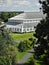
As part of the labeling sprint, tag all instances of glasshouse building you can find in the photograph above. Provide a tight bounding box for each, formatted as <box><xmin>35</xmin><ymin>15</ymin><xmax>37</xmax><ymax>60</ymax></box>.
<box><xmin>6</xmin><ymin>12</ymin><xmax>45</xmax><ymax>33</ymax></box>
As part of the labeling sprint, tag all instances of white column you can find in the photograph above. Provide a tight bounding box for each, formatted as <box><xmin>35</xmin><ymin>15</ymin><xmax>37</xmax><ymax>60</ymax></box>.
<box><xmin>21</xmin><ymin>25</ymin><xmax>23</xmax><ymax>33</ymax></box>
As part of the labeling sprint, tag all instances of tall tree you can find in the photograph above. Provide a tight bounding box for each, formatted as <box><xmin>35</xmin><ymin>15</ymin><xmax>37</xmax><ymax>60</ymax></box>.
<box><xmin>0</xmin><ymin>23</ymin><xmax>18</xmax><ymax>65</ymax></box>
<box><xmin>34</xmin><ymin>0</ymin><xmax>49</xmax><ymax>64</ymax></box>
<box><xmin>0</xmin><ymin>12</ymin><xmax>24</xmax><ymax>22</ymax></box>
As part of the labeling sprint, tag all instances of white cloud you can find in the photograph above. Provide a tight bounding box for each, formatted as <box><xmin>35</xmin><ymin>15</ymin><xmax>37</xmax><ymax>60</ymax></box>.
<box><xmin>0</xmin><ymin>0</ymin><xmax>30</xmax><ymax>7</ymax></box>
<box><xmin>17</xmin><ymin>1</ymin><xmax>30</xmax><ymax>5</ymax></box>
<box><xmin>11</xmin><ymin>0</ymin><xmax>31</xmax><ymax>7</ymax></box>
<box><xmin>36</xmin><ymin>3</ymin><xmax>40</xmax><ymax>6</ymax></box>
<box><xmin>0</xmin><ymin>0</ymin><xmax>40</xmax><ymax>11</ymax></box>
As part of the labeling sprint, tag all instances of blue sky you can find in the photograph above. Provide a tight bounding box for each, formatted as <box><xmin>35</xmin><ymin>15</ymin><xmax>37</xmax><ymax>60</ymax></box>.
<box><xmin>0</xmin><ymin>0</ymin><xmax>41</xmax><ymax>12</ymax></box>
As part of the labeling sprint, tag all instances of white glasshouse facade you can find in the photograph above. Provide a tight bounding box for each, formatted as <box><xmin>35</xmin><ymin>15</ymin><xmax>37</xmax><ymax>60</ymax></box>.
<box><xmin>6</xmin><ymin>12</ymin><xmax>45</xmax><ymax>33</ymax></box>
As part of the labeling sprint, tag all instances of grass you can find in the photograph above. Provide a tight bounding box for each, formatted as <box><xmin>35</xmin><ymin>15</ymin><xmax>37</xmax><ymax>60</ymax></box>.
<box><xmin>10</xmin><ymin>32</ymin><xmax>34</xmax><ymax>41</ymax></box>
<box><xmin>18</xmin><ymin>49</ymin><xmax>30</xmax><ymax>60</ymax></box>
<box><xmin>9</xmin><ymin>32</ymin><xmax>35</xmax><ymax>61</ymax></box>
<box><xmin>25</xmin><ymin>54</ymin><xmax>44</xmax><ymax>65</ymax></box>
<box><xmin>25</xmin><ymin>54</ymin><xmax>33</xmax><ymax>64</ymax></box>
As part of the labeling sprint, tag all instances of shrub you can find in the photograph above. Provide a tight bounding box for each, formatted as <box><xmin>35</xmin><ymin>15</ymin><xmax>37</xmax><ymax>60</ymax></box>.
<box><xmin>0</xmin><ymin>44</ymin><xmax>18</xmax><ymax>65</ymax></box>
<box><xmin>28</xmin><ymin>58</ymin><xmax>35</xmax><ymax>65</ymax></box>
<box><xmin>0</xmin><ymin>56</ymin><xmax>12</xmax><ymax>65</ymax></box>
<box><xmin>18</xmin><ymin>41</ymin><xmax>25</xmax><ymax>52</ymax></box>
<box><xmin>5</xmin><ymin>45</ymin><xmax>18</xmax><ymax>64</ymax></box>
<box><xmin>18</xmin><ymin>40</ymin><xmax>32</xmax><ymax>52</ymax></box>
<box><xmin>29</xmin><ymin>38</ymin><xmax>33</xmax><ymax>41</ymax></box>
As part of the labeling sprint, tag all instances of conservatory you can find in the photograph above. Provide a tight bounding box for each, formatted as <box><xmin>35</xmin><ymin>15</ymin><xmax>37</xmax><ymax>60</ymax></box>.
<box><xmin>6</xmin><ymin>12</ymin><xmax>45</xmax><ymax>33</ymax></box>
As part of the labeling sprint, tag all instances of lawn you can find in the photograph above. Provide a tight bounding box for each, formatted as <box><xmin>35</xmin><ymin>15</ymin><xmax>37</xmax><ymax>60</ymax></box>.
<box><xmin>9</xmin><ymin>32</ymin><xmax>35</xmax><ymax>61</ymax></box>
<box><xmin>10</xmin><ymin>32</ymin><xmax>34</xmax><ymax>41</ymax></box>
<box><xmin>18</xmin><ymin>49</ymin><xmax>30</xmax><ymax>60</ymax></box>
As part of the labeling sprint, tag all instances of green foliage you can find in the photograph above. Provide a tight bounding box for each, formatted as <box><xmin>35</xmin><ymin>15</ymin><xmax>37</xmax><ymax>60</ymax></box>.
<box><xmin>0</xmin><ymin>25</ymin><xmax>18</xmax><ymax>65</ymax></box>
<box><xmin>34</xmin><ymin>46</ymin><xmax>44</xmax><ymax>59</ymax></box>
<box><xmin>25</xmin><ymin>55</ymin><xmax>35</xmax><ymax>65</ymax></box>
<box><xmin>28</xmin><ymin>58</ymin><xmax>35</xmax><ymax>65</ymax></box>
<box><xmin>0</xmin><ymin>12</ymin><xmax>23</xmax><ymax>22</ymax></box>
<box><xmin>0</xmin><ymin>44</ymin><xmax>18</xmax><ymax>65</ymax></box>
<box><xmin>18</xmin><ymin>40</ymin><xmax>32</xmax><ymax>52</ymax></box>
<box><xmin>34</xmin><ymin>0</ymin><xmax>49</xmax><ymax>65</ymax></box>
<box><xmin>18</xmin><ymin>41</ymin><xmax>26</xmax><ymax>52</ymax></box>
<box><xmin>29</xmin><ymin>38</ymin><xmax>33</xmax><ymax>41</ymax></box>
<box><xmin>5</xmin><ymin>45</ymin><xmax>18</xmax><ymax>64</ymax></box>
<box><xmin>23</xmin><ymin>40</ymin><xmax>31</xmax><ymax>48</ymax></box>
<box><xmin>0</xmin><ymin>56</ymin><xmax>12</xmax><ymax>65</ymax></box>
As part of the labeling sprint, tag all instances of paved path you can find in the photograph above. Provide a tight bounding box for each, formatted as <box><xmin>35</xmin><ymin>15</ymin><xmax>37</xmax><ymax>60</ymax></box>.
<box><xmin>17</xmin><ymin>49</ymin><xmax>34</xmax><ymax>65</ymax></box>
